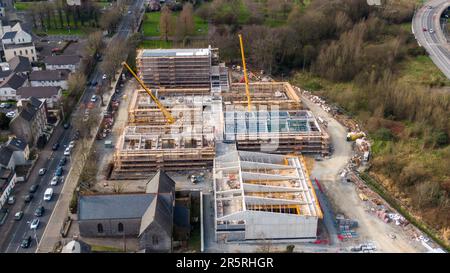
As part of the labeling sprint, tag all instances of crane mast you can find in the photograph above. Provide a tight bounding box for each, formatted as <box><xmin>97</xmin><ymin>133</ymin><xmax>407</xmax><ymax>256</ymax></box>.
<box><xmin>238</xmin><ymin>34</ymin><xmax>252</xmax><ymax>112</ymax></box>
<box><xmin>122</xmin><ymin>62</ymin><xmax>175</xmax><ymax>124</ymax></box>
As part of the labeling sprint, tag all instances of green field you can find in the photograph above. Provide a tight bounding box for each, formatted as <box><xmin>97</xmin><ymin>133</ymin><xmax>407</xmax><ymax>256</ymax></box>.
<box><xmin>14</xmin><ymin>2</ymin><xmax>32</xmax><ymax>11</ymax></box>
<box><xmin>142</xmin><ymin>12</ymin><xmax>208</xmax><ymax>37</ymax></box>
<box><xmin>139</xmin><ymin>40</ymin><xmax>173</xmax><ymax>49</ymax></box>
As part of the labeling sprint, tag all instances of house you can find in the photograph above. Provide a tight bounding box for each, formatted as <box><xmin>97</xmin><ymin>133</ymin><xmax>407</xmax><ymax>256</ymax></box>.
<box><xmin>16</xmin><ymin>86</ymin><xmax>62</xmax><ymax>108</ymax></box>
<box><xmin>44</xmin><ymin>55</ymin><xmax>81</xmax><ymax>72</ymax></box>
<box><xmin>0</xmin><ymin>167</ymin><xmax>17</xmax><ymax>210</ymax></box>
<box><xmin>9</xmin><ymin>55</ymin><xmax>31</xmax><ymax>75</ymax></box>
<box><xmin>9</xmin><ymin>97</ymin><xmax>47</xmax><ymax>147</ymax></box>
<box><xmin>0</xmin><ymin>137</ymin><xmax>29</xmax><ymax>170</ymax></box>
<box><xmin>29</xmin><ymin>69</ymin><xmax>70</xmax><ymax>90</ymax></box>
<box><xmin>0</xmin><ymin>19</ymin><xmax>11</xmax><ymax>38</ymax></box>
<box><xmin>0</xmin><ymin>69</ymin><xmax>11</xmax><ymax>82</ymax></box>
<box><xmin>1</xmin><ymin>23</ymin><xmax>37</xmax><ymax>62</ymax></box>
<box><xmin>78</xmin><ymin>170</ymin><xmax>176</xmax><ymax>253</ymax></box>
<box><xmin>0</xmin><ymin>72</ymin><xmax>27</xmax><ymax>100</ymax></box>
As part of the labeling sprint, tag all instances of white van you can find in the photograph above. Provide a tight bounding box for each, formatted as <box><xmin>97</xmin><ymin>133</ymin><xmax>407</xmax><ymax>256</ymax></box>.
<box><xmin>43</xmin><ymin>188</ymin><xmax>53</xmax><ymax>201</ymax></box>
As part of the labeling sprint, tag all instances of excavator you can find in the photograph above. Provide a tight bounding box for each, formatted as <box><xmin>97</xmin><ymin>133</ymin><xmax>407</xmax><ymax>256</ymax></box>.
<box><xmin>121</xmin><ymin>62</ymin><xmax>175</xmax><ymax>125</ymax></box>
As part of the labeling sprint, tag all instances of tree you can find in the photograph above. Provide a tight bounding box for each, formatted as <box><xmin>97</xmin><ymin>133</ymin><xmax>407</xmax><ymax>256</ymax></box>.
<box><xmin>99</xmin><ymin>7</ymin><xmax>122</xmax><ymax>34</ymax></box>
<box><xmin>55</xmin><ymin>0</ymin><xmax>66</xmax><ymax>29</ymax></box>
<box><xmin>84</xmin><ymin>31</ymin><xmax>104</xmax><ymax>57</ymax></box>
<box><xmin>175</xmin><ymin>3</ymin><xmax>195</xmax><ymax>40</ymax></box>
<box><xmin>0</xmin><ymin>112</ymin><xmax>10</xmax><ymax>130</ymax></box>
<box><xmin>160</xmin><ymin>5</ymin><xmax>173</xmax><ymax>41</ymax></box>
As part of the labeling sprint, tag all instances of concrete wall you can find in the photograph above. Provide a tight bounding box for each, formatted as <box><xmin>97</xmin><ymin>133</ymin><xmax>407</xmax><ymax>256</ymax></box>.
<box><xmin>0</xmin><ymin>87</ymin><xmax>16</xmax><ymax>100</ymax></box>
<box><xmin>78</xmin><ymin>218</ymin><xmax>142</xmax><ymax>237</ymax></box>
<box><xmin>244</xmin><ymin>211</ymin><xmax>318</xmax><ymax>241</ymax></box>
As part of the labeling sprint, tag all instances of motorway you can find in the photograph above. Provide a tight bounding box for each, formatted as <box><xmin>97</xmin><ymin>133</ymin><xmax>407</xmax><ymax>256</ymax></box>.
<box><xmin>412</xmin><ymin>0</ymin><xmax>450</xmax><ymax>79</ymax></box>
<box><xmin>0</xmin><ymin>0</ymin><xmax>145</xmax><ymax>253</ymax></box>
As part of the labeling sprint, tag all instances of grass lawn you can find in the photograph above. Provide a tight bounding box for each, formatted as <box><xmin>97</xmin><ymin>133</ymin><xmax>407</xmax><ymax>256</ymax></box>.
<box><xmin>139</xmin><ymin>40</ymin><xmax>173</xmax><ymax>49</ymax></box>
<box><xmin>91</xmin><ymin>244</ymin><xmax>123</xmax><ymax>253</ymax></box>
<box><xmin>34</xmin><ymin>16</ymin><xmax>98</xmax><ymax>36</ymax></box>
<box><xmin>142</xmin><ymin>12</ymin><xmax>208</xmax><ymax>37</ymax></box>
<box><xmin>14</xmin><ymin>2</ymin><xmax>32</xmax><ymax>11</ymax></box>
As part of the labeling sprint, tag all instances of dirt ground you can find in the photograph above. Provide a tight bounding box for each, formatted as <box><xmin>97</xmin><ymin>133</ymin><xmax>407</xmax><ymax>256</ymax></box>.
<box><xmin>301</xmin><ymin>93</ymin><xmax>427</xmax><ymax>253</ymax></box>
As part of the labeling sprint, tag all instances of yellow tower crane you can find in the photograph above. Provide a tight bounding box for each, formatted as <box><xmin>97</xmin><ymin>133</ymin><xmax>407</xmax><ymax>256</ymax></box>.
<box><xmin>122</xmin><ymin>62</ymin><xmax>175</xmax><ymax>125</ymax></box>
<box><xmin>238</xmin><ymin>34</ymin><xmax>252</xmax><ymax>112</ymax></box>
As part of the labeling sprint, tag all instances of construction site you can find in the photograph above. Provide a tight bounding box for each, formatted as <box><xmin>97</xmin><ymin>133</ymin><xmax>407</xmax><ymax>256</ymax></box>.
<box><xmin>214</xmin><ymin>150</ymin><xmax>322</xmax><ymax>242</ymax></box>
<box><xmin>101</xmin><ymin>42</ymin><xmax>332</xmax><ymax>247</ymax></box>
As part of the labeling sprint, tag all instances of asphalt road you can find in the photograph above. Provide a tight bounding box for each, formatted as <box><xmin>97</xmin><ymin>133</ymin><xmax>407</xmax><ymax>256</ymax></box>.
<box><xmin>0</xmin><ymin>0</ymin><xmax>145</xmax><ymax>253</ymax></box>
<box><xmin>412</xmin><ymin>0</ymin><xmax>450</xmax><ymax>79</ymax></box>
<box><xmin>0</xmin><ymin>125</ymin><xmax>74</xmax><ymax>253</ymax></box>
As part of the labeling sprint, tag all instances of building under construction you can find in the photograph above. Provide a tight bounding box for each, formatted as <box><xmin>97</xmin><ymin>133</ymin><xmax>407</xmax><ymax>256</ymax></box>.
<box><xmin>136</xmin><ymin>47</ymin><xmax>229</xmax><ymax>92</ymax></box>
<box><xmin>223</xmin><ymin>82</ymin><xmax>330</xmax><ymax>155</ymax></box>
<box><xmin>111</xmin><ymin>90</ymin><xmax>219</xmax><ymax>179</ymax></box>
<box><xmin>214</xmin><ymin>150</ymin><xmax>322</xmax><ymax>242</ymax></box>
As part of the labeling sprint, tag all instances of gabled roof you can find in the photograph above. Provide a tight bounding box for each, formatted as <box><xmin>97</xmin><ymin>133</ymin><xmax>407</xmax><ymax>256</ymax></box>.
<box><xmin>44</xmin><ymin>55</ymin><xmax>81</xmax><ymax>66</ymax></box>
<box><xmin>0</xmin><ymin>73</ymin><xmax>26</xmax><ymax>89</ymax></box>
<box><xmin>139</xmin><ymin>192</ymin><xmax>173</xmax><ymax>236</ymax></box>
<box><xmin>17</xmin><ymin>86</ymin><xmax>61</xmax><ymax>99</ymax></box>
<box><xmin>78</xmin><ymin>194</ymin><xmax>155</xmax><ymax>220</ymax></box>
<box><xmin>29</xmin><ymin>69</ymin><xmax>70</xmax><ymax>81</ymax></box>
<box><xmin>9</xmin><ymin>56</ymin><xmax>31</xmax><ymax>73</ymax></box>
<box><xmin>2</xmin><ymin>31</ymin><xmax>17</xmax><ymax>40</ymax></box>
<box><xmin>145</xmin><ymin>170</ymin><xmax>176</xmax><ymax>194</ymax></box>
<box><xmin>0</xmin><ymin>70</ymin><xmax>12</xmax><ymax>79</ymax></box>
<box><xmin>14</xmin><ymin>97</ymin><xmax>45</xmax><ymax>122</ymax></box>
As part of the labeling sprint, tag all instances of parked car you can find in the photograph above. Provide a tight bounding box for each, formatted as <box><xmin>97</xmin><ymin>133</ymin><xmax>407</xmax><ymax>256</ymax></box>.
<box><xmin>90</xmin><ymin>95</ymin><xmax>97</xmax><ymax>102</ymax></box>
<box><xmin>55</xmin><ymin>166</ymin><xmax>63</xmax><ymax>177</ymax></box>
<box><xmin>429</xmin><ymin>28</ymin><xmax>434</xmax><ymax>34</ymax></box>
<box><xmin>34</xmin><ymin>206</ymin><xmax>45</xmax><ymax>217</ymax></box>
<box><xmin>0</xmin><ymin>103</ymin><xmax>10</xmax><ymax>108</ymax></box>
<box><xmin>92</xmin><ymin>81</ymin><xmax>98</xmax><ymax>86</ymax></box>
<box><xmin>20</xmin><ymin>236</ymin><xmax>32</xmax><ymax>248</ymax></box>
<box><xmin>50</xmin><ymin>176</ymin><xmax>59</xmax><ymax>186</ymax></box>
<box><xmin>68</xmin><ymin>140</ymin><xmax>75</xmax><ymax>149</ymax></box>
<box><xmin>64</xmin><ymin>147</ymin><xmax>71</xmax><ymax>156</ymax></box>
<box><xmin>422</xmin><ymin>27</ymin><xmax>427</xmax><ymax>31</ymax></box>
<box><xmin>29</xmin><ymin>184</ymin><xmax>39</xmax><ymax>193</ymax></box>
<box><xmin>6</xmin><ymin>111</ymin><xmax>15</xmax><ymax>118</ymax></box>
<box><xmin>58</xmin><ymin>157</ymin><xmax>67</xmax><ymax>166</ymax></box>
<box><xmin>14</xmin><ymin>211</ymin><xmax>24</xmax><ymax>221</ymax></box>
<box><xmin>38</xmin><ymin>168</ymin><xmax>46</xmax><ymax>176</ymax></box>
<box><xmin>52</xmin><ymin>142</ymin><xmax>60</xmax><ymax>150</ymax></box>
<box><xmin>102</xmin><ymin>74</ymin><xmax>107</xmax><ymax>80</ymax></box>
<box><xmin>30</xmin><ymin>218</ymin><xmax>40</xmax><ymax>229</ymax></box>
<box><xmin>24</xmin><ymin>194</ymin><xmax>33</xmax><ymax>203</ymax></box>
<box><xmin>63</xmin><ymin>123</ymin><xmax>70</xmax><ymax>129</ymax></box>
<box><xmin>7</xmin><ymin>196</ymin><xmax>15</xmax><ymax>205</ymax></box>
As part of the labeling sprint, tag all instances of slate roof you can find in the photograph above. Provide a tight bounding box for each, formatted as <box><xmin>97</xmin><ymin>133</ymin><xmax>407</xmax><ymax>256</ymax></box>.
<box><xmin>145</xmin><ymin>170</ymin><xmax>176</xmax><ymax>194</ymax></box>
<box><xmin>29</xmin><ymin>69</ymin><xmax>70</xmax><ymax>81</ymax></box>
<box><xmin>7</xmin><ymin>137</ymin><xmax>27</xmax><ymax>151</ymax></box>
<box><xmin>15</xmin><ymin>97</ymin><xmax>44</xmax><ymax>122</ymax></box>
<box><xmin>2</xmin><ymin>31</ymin><xmax>17</xmax><ymax>40</ymax></box>
<box><xmin>9</xmin><ymin>56</ymin><xmax>31</xmax><ymax>73</ymax></box>
<box><xmin>0</xmin><ymin>73</ymin><xmax>26</xmax><ymax>89</ymax></box>
<box><xmin>174</xmin><ymin>205</ymin><xmax>190</xmax><ymax>228</ymax></box>
<box><xmin>0</xmin><ymin>146</ymin><xmax>13</xmax><ymax>166</ymax></box>
<box><xmin>0</xmin><ymin>70</ymin><xmax>12</xmax><ymax>79</ymax></box>
<box><xmin>44</xmin><ymin>55</ymin><xmax>81</xmax><ymax>66</ymax></box>
<box><xmin>78</xmin><ymin>194</ymin><xmax>155</xmax><ymax>220</ymax></box>
<box><xmin>17</xmin><ymin>86</ymin><xmax>60</xmax><ymax>98</ymax></box>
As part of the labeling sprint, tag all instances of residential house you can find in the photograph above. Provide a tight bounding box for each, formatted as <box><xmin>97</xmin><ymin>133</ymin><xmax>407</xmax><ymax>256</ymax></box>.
<box><xmin>29</xmin><ymin>69</ymin><xmax>70</xmax><ymax>90</ymax></box>
<box><xmin>2</xmin><ymin>23</ymin><xmax>37</xmax><ymax>62</ymax></box>
<box><xmin>0</xmin><ymin>72</ymin><xmax>27</xmax><ymax>100</ymax></box>
<box><xmin>0</xmin><ymin>19</ymin><xmax>11</xmax><ymax>38</ymax></box>
<box><xmin>16</xmin><ymin>86</ymin><xmax>62</xmax><ymax>108</ymax></box>
<box><xmin>0</xmin><ymin>137</ymin><xmax>29</xmax><ymax>171</ymax></box>
<box><xmin>44</xmin><ymin>55</ymin><xmax>81</xmax><ymax>72</ymax></box>
<box><xmin>9</xmin><ymin>97</ymin><xmax>47</xmax><ymax>147</ymax></box>
<box><xmin>78</xmin><ymin>170</ymin><xmax>176</xmax><ymax>253</ymax></box>
<box><xmin>9</xmin><ymin>55</ymin><xmax>31</xmax><ymax>75</ymax></box>
<box><xmin>0</xmin><ymin>167</ymin><xmax>17</xmax><ymax>210</ymax></box>
<box><xmin>0</xmin><ymin>69</ymin><xmax>11</xmax><ymax>82</ymax></box>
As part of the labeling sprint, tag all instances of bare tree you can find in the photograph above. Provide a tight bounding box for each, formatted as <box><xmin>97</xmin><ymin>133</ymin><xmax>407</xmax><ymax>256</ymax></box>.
<box><xmin>160</xmin><ymin>5</ymin><xmax>173</xmax><ymax>41</ymax></box>
<box><xmin>84</xmin><ymin>31</ymin><xmax>104</xmax><ymax>57</ymax></box>
<box><xmin>175</xmin><ymin>2</ymin><xmax>195</xmax><ymax>41</ymax></box>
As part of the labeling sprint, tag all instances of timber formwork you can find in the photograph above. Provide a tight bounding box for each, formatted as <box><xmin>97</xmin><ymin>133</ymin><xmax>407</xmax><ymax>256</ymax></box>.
<box><xmin>137</xmin><ymin>48</ymin><xmax>212</xmax><ymax>89</ymax></box>
<box><xmin>111</xmin><ymin>125</ymin><xmax>215</xmax><ymax>179</ymax></box>
<box><xmin>223</xmin><ymin>82</ymin><xmax>301</xmax><ymax>110</ymax></box>
<box><xmin>127</xmin><ymin>89</ymin><xmax>213</xmax><ymax>125</ymax></box>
